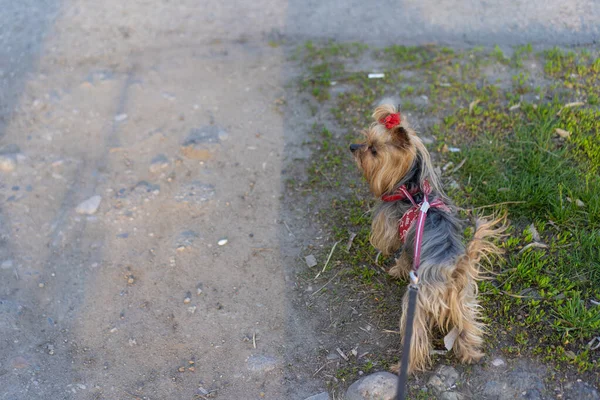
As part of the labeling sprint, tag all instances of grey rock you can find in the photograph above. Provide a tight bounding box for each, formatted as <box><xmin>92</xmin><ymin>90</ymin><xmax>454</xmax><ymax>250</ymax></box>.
<box><xmin>304</xmin><ymin>392</ymin><xmax>330</xmax><ymax>400</ymax></box>
<box><xmin>75</xmin><ymin>196</ymin><xmax>102</xmax><ymax>215</ymax></box>
<box><xmin>483</xmin><ymin>381</ymin><xmax>509</xmax><ymax>398</ymax></box>
<box><xmin>0</xmin><ymin>144</ymin><xmax>21</xmax><ymax>155</ymax></box>
<box><xmin>439</xmin><ymin>392</ymin><xmax>464</xmax><ymax>400</ymax></box>
<box><xmin>428</xmin><ymin>365</ymin><xmax>459</xmax><ymax>395</ymax></box>
<box><xmin>183</xmin><ymin>125</ymin><xmax>226</xmax><ymax>146</ymax></box>
<box><xmin>346</xmin><ymin>371</ymin><xmax>398</xmax><ymax>400</ymax></box>
<box><xmin>491</xmin><ymin>358</ymin><xmax>506</xmax><ymax>367</ymax></box>
<box><xmin>181</xmin><ymin>125</ymin><xmax>226</xmax><ymax>160</ymax></box>
<box><xmin>566</xmin><ymin>381</ymin><xmax>599</xmax><ymax>400</ymax></box>
<box><xmin>149</xmin><ymin>154</ymin><xmax>170</xmax><ymax>173</ymax></box>
<box><xmin>246</xmin><ymin>354</ymin><xmax>278</xmax><ymax>372</ymax></box>
<box><xmin>305</xmin><ymin>254</ymin><xmax>317</xmax><ymax>268</ymax></box>
<box><xmin>174</xmin><ymin>181</ymin><xmax>215</xmax><ymax>204</ymax></box>
<box><xmin>482</xmin><ymin>368</ymin><xmax>545</xmax><ymax>400</ymax></box>
<box><xmin>0</xmin><ymin>155</ymin><xmax>17</xmax><ymax>172</ymax></box>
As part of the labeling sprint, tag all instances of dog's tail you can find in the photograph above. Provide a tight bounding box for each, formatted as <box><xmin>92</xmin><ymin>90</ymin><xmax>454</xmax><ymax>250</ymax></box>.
<box><xmin>455</xmin><ymin>214</ymin><xmax>507</xmax><ymax>283</ymax></box>
<box><xmin>443</xmin><ymin>214</ymin><xmax>507</xmax><ymax>357</ymax></box>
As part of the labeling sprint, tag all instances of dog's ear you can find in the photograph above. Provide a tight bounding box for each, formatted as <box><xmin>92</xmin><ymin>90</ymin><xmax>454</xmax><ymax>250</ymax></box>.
<box><xmin>390</xmin><ymin>125</ymin><xmax>410</xmax><ymax>147</ymax></box>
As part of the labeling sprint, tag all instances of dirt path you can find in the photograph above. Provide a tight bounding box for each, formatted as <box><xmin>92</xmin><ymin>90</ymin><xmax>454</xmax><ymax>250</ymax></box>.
<box><xmin>2</xmin><ymin>1</ymin><xmax>600</xmax><ymax>400</ymax></box>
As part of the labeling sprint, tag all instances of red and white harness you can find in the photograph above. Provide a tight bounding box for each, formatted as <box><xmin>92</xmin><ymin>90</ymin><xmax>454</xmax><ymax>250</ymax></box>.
<box><xmin>381</xmin><ymin>180</ymin><xmax>450</xmax><ymax>283</ymax></box>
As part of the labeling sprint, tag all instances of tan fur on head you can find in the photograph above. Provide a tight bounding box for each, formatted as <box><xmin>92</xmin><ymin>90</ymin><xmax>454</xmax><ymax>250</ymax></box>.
<box><xmin>352</xmin><ymin>104</ymin><xmax>443</xmax><ymax>198</ymax></box>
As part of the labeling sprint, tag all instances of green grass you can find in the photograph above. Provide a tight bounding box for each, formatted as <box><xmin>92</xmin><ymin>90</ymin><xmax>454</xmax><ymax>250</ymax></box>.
<box><xmin>294</xmin><ymin>41</ymin><xmax>600</xmax><ymax>391</ymax></box>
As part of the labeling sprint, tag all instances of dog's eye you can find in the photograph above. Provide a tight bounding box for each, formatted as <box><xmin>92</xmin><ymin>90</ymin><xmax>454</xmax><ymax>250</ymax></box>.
<box><xmin>370</xmin><ymin>146</ymin><xmax>377</xmax><ymax>155</ymax></box>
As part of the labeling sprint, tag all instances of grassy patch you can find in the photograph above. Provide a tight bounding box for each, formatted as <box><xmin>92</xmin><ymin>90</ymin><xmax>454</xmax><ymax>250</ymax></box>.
<box><xmin>294</xmin><ymin>41</ymin><xmax>600</xmax><ymax>392</ymax></box>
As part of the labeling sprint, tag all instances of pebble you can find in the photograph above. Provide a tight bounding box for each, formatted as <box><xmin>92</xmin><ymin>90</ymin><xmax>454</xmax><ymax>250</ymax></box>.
<box><xmin>305</xmin><ymin>254</ymin><xmax>317</xmax><ymax>268</ymax></box>
<box><xmin>11</xmin><ymin>356</ymin><xmax>29</xmax><ymax>369</ymax></box>
<box><xmin>0</xmin><ymin>155</ymin><xmax>17</xmax><ymax>172</ymax></box>
<box><xmin>304</xmin><ymin>393</ymin><xmax>330</xmax><ymax>400</ymax></box>
<box><xmin>174</xmin><ymin>182</ymin><xmax>215</xmax><ymax>204</ymax></box>
<box><xmin>346</xmin><ymin>372</ymin><xmax>398</xmax><ymax>400</ymax></box>
<box><xmin>491</xmin><ymin>358</ymin><xmax>506</xmax><ymax>367</ymax></box>
<box><xmin>180</xmin><ymin>125</ymin><xmax>225</xmax><ymax>160</ymax></box>
<box><xmin>76</xmin><ymin>196</ymin><xmax>102</xmax><ymax>215</ymax></box>
<box><xmin>428</xmin><ymin>365</ymin><xmax>459</xmax><ymax>392</ymax></box>
<box><xmin>218</xmin><ymin>238</ymin><xmax>228</xmax><ymax>246</ymax></box>
<box><xmin>149</xmin><ymin>154</ymin><xmax>170</xmax><ymax>173</ymax></box>
<box><xmin>114</xmin><ymin>113</ymin><xmax>128</xmax><ymax>122</ymax></box>
<box><xmin>246</xmin><ymin>354</ymin><xmax>278</xmax><ymax>372</ymax></box>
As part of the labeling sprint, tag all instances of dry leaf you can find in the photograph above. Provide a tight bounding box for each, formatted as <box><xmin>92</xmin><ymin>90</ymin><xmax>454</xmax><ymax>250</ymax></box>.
<box><xmin>528</xmin><ymin>223</ymin><xmax>541</xmax><ymax>242</ymax></box>
<box><xmin>469</xmin><ymin>99</ymin><xmax>481</xmax><ymax>114</ymax></box>
<box><xmin>557</xmin><ymin>101</ymin><xmax>585</xmax><ymax>115</ymax></box>
<box><xmin>555</xmin><ymin>128</ymin><xmax>571</xmax><ymax>138</ymax></box>
<box><xmin>509</xmin><ymin>103</ymin><xmax>521</xmax><ymax>111</ymax></box>
<box><xmin>444</xmin><ymin>327</ymin><xmax>460</xmax><ymax>351</ymax></box>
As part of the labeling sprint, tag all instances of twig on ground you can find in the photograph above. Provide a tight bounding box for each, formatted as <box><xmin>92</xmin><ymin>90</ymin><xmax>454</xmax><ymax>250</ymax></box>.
<box><xmin>336</xmin><ymin>347</ymin><xmax>349</xmax><ymax>361</ymax></box>
<box><xmin>346</xmin><ymin>232</ymin><xmax>357</xmax><ymax>252</ymax></box>
<box><xmin>282</xmin><ymin>220</ymin><xmax>296</xmax><ymax>238</ymax></box>
<box><xmin>518</xmin><ymin>242</ymin><xmax>548</xmax><ymax>254</ymax></box>
<box><xmin>311</xmin><ymin>270</ymin><xmax>341</xmax><ymax>297</ymax></box>
<box><xmin>449</xmin><ymin>158</ymin><xmax>467</xmax><ymax>174</ymax></box>
<box><xmin>314</xmin><ymin>241</ymin><xmax>340</xmax><ymax>280</ymax></box>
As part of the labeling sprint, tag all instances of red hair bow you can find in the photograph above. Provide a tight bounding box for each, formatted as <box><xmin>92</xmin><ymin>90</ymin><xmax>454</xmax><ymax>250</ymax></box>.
<box><xmin>380</xmin><ymin>113</ymin><xmax>401</xmax><ymax>129</ymax></box>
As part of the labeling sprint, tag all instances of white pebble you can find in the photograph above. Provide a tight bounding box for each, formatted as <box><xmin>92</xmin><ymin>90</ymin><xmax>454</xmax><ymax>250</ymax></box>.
<box><xmin>217</xmin><ymin>238</ymin><xmax>228</xmax><ymax>246</ymax></box>
<box><xmin>76</xmin><ymin>196</ymin><xmax>102</xmax><ymax>215</ymax></box>
<box><xmin>0</xmin><ymin>155</ymin><xmax>17</xmax><ymax>172</ymax></box>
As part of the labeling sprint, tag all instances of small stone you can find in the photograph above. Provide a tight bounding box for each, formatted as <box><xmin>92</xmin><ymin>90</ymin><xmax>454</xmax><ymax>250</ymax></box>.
<box><xmin>247</xmin><ymin>354</ymin><xmax>278</xmax><ymax>372</ymax></box>
<box><xmin>0</xmin><ymin>155</ymin><xmax>17</xmax><ymax>172</ymax></box>
<box><xmin>576</xmin><ymin>199</ymin><xmax>585</xmax><ymax>208</ymax></box>
<box><xmin>177</xmin><ymin>245</ymin><xmax>186</xmax><ymax>252</ymax></box>
<box><xmin>1</xmin><ymin>260</ymin><xmax>14</xmax><ymax>270</ymax></box>
<box><xmin>491</xmin><ymin>358</ymin><xmax>506</xmax><ymax>367</ymax></box>
<box><xmin>188</xmin><ymin>366</ymin><xmax>195</xmax><ymax>372</ymax></box>
<box><xmin>184</xmin><ymin>297</ymin><xmax>191</xmax><ymax>304</ymax></box>
<box><xmin>11</xmin><ymin>356</ymin><xmax>29</xmax><ymax>369</ymax></box>
<box><xmin>217</xmin><ymin>238</ymin><xmax>228</xmax><ymax>246</ymax></box>
<box><xmin>127</xmin><ymin>276</ymin><xmax>135</xmax><ymax>285</ymax></box>
<box><xmin>128</xmin><ymin>338</ymin><xmax>137</xmax><ymax>346</ymax></box>
<box><xmin>188</xmin><ymin>360</ymin><xmax>195</xmax><ymax>365</ymax></box>
<box><xmin>114</xmin><ymin>113</ymin><xmax>128</xmax><ymax>122</ymax></box>
<box><xmin>76</xmin><ymin>196</ymin><xmax>102</xmax><ymax>215</ymax></box>
<box><xmin>346</xmin><ymin>372</ymin><xmax>398</xmax><ymax>400</ymax></box>
<box><xmin>305</xmin><ymin>255</ymin><xmax>317</xmax><ymax>268</ymax></box>
<box><xmin>428</xmin><ymin>365</ymin><xmax>460</xmax><ymax>395</ymax></box>
<box><xmin>178</xmin><ymin>367</ymin><xmax>185</xmax><ymax>372</ymax></box>
<box><xmin>110</xmin><ymin>327</ymin><xmax>118</xmax><ymax>333</ymax></box>
<box><xmin>38</xmin><ymin>283</ymin><xmax>45</xmax><ymax>288</ymax></box>
<box><xmin>567</xmin><ymin>381</ymin><xmax>599</xmax><ymax>400</ymax></box>
<box><xmin>304</xmin><ymin>392</ymin><xmax>330</xmax><ymax>400</ymax></box>
<box><xmin>181</xmin><ymin>126</ymin><xmax>225</xmax><ymax>160</ymax></box>
<box><xmin>149</xmin><ymin>154</ymin><xmax>170</xmax><ymax>173</ymax></box>
<box><xmin>187</xmin><ymin>306</ymin><xmax>197</xmax><ymax>314</ymax></box>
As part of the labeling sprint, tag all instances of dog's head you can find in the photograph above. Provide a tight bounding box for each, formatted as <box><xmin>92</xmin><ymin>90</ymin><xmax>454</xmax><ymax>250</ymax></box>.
<box><xmin>350</xmin><ymin>104</ymin><xmax>419</xmax><ymax>197</ymax></box>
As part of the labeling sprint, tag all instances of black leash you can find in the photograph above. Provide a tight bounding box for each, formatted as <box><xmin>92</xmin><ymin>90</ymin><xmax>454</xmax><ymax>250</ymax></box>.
<box><xmin>396</xmin><ymin>283</ymin><xmax>418</xmax><ymax>400</ymax></box>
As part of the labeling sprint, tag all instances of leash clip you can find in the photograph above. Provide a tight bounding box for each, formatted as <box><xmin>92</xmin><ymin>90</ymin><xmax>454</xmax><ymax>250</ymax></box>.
<box><xmin>409</xmin><ymin>270</ymin><xmax>419</xmax><ymax>285</ymax></box>
<box><xmin>420</xmin><ymin>200</ymin><xmax>430</xmax><ymax>213</ymax></box>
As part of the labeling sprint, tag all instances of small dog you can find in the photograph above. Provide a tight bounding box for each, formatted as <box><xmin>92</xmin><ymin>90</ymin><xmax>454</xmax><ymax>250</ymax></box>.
<box><xmin>350</xmin><ymin>103</ymin><xmax>505</xmax><ymax>373</ymax></box>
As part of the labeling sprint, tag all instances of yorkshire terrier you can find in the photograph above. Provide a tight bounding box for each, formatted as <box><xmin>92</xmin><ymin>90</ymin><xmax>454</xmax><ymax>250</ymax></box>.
<box><xmin>350</xmin><ymin>103</ymin><xmax>505</xmax><ymax>373</ymax></box>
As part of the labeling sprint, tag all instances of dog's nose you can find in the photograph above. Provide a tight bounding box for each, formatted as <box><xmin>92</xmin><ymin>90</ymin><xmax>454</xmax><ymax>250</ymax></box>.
<box><xmin>349</xmin><ymin>144</ymin><xmax>362</xmax><ymax>153</ymax></box>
